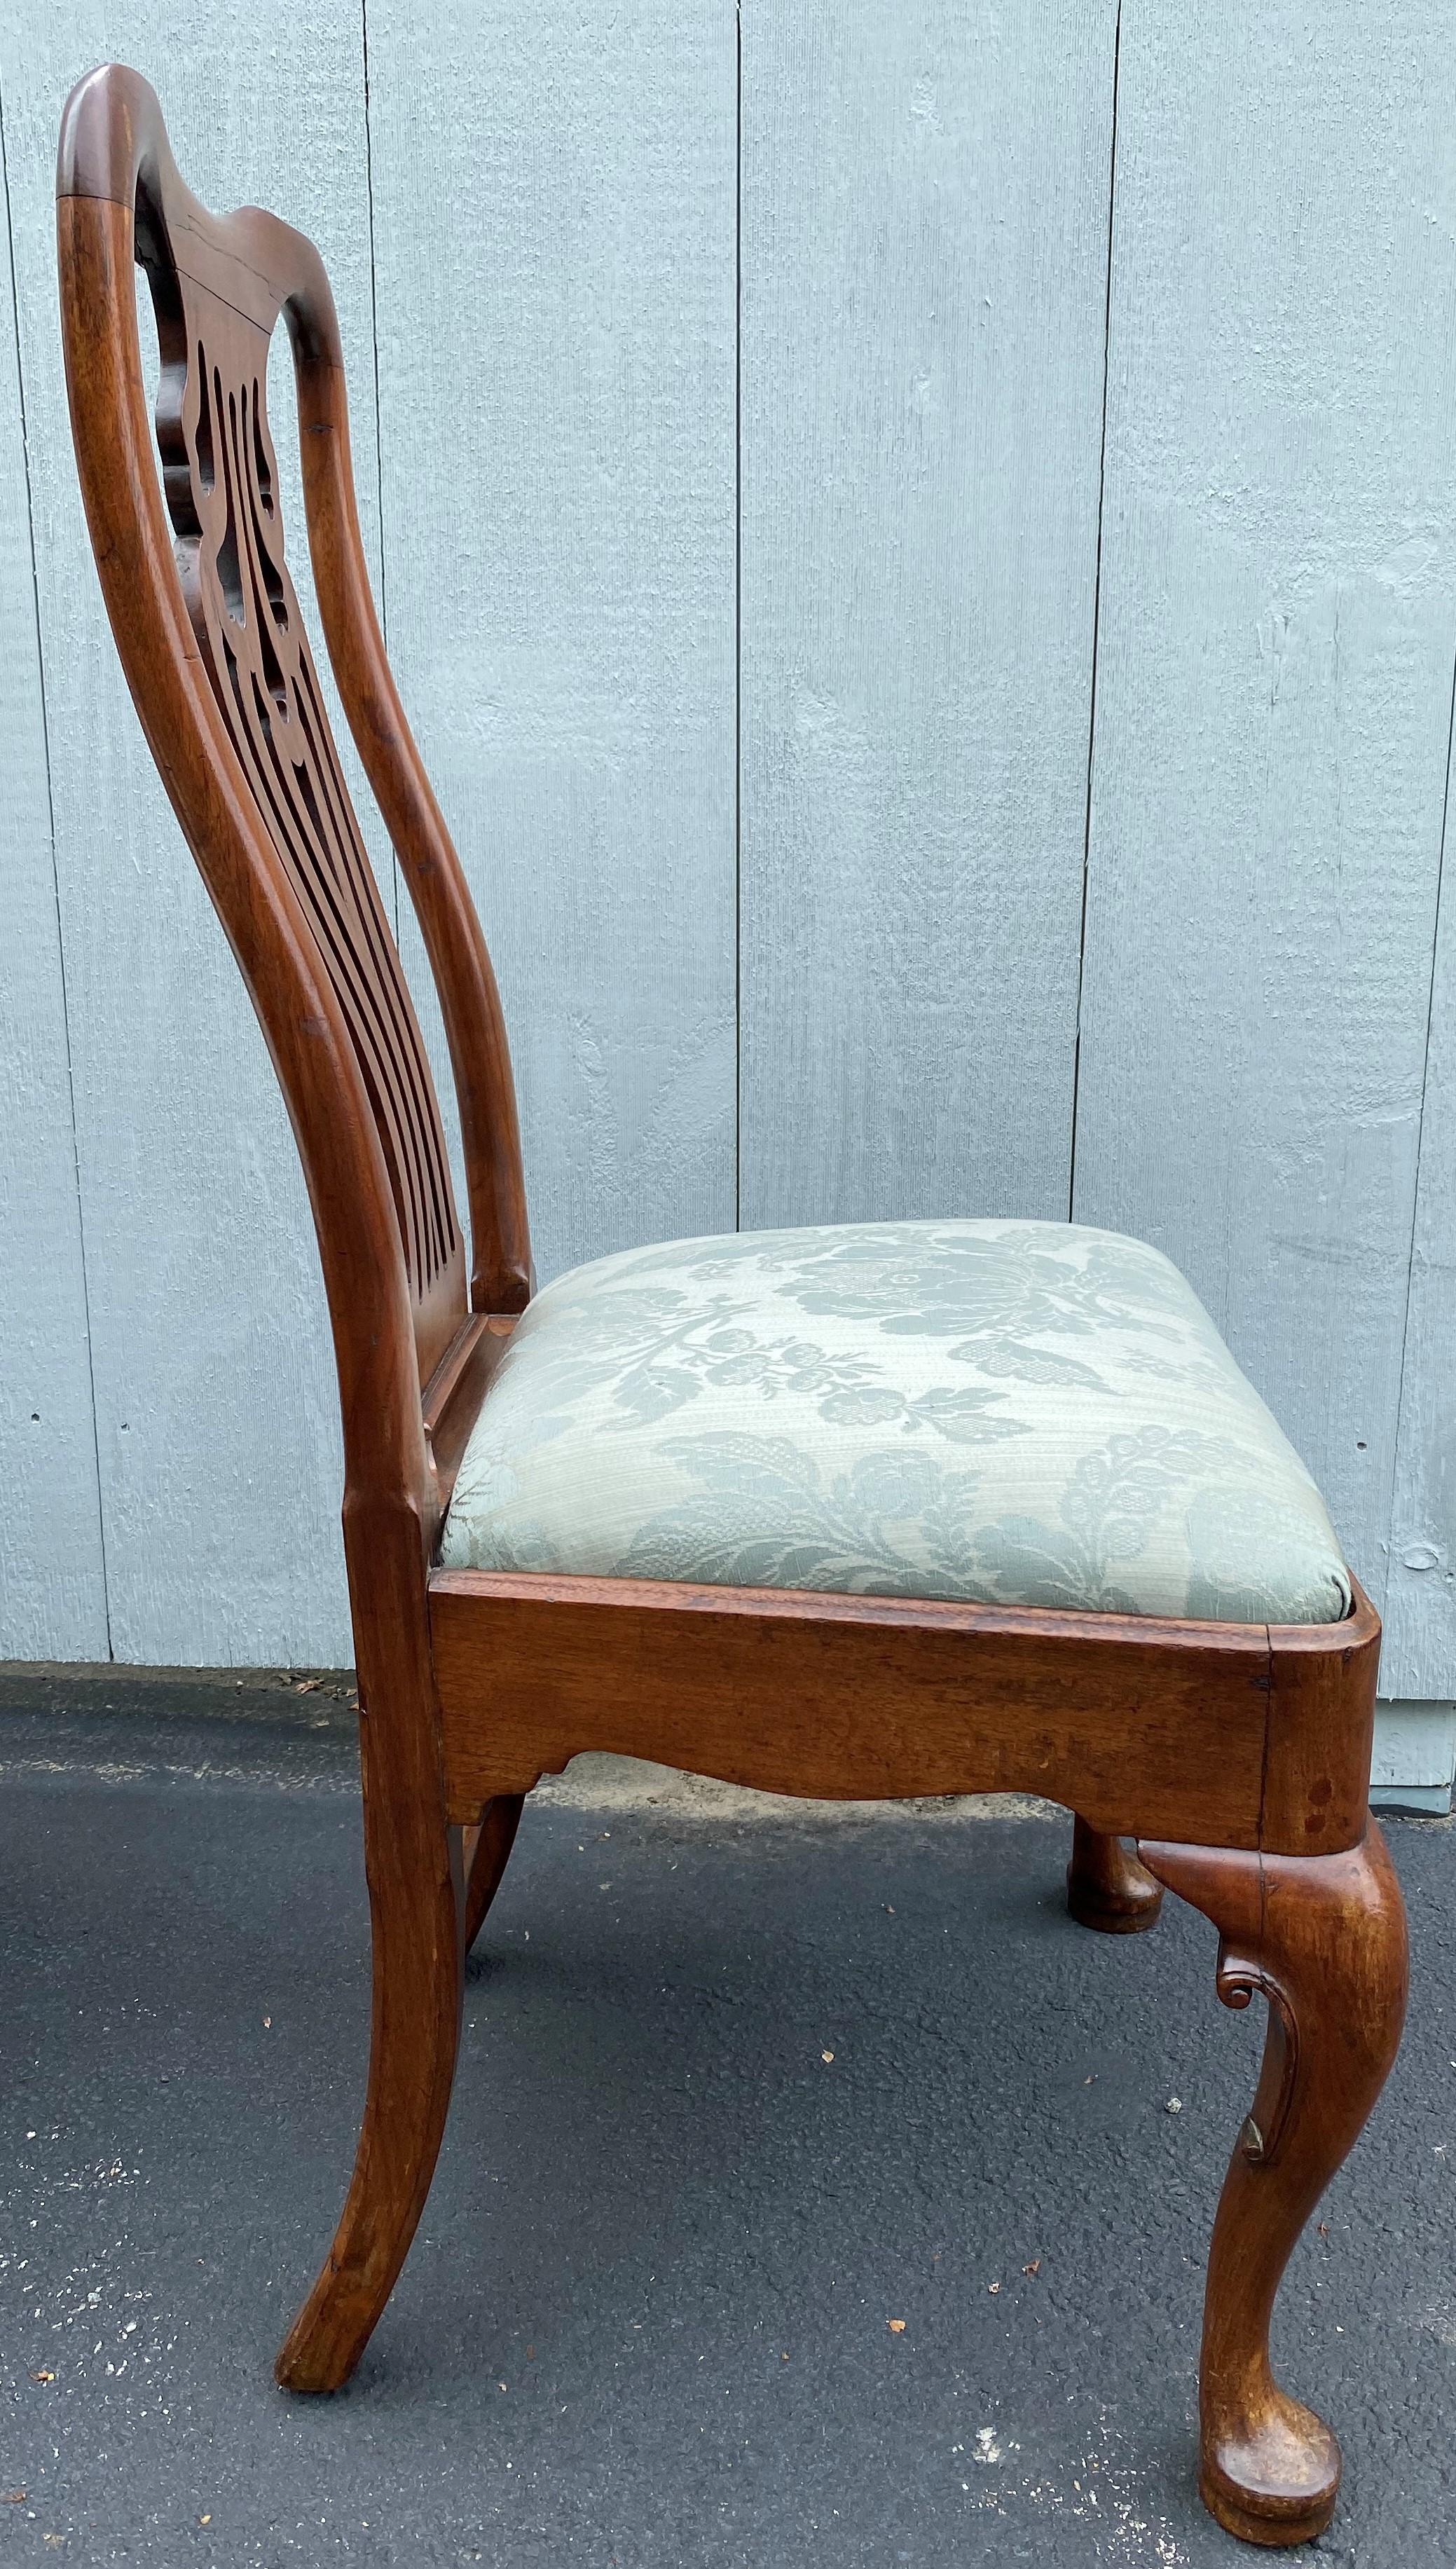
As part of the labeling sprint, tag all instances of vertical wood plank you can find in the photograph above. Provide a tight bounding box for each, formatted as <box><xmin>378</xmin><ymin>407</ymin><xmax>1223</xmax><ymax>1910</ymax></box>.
<box><xmin>1369</xmin><ymin>1700</ymin><xmax>1456</xmax><ymax>1808</ymax></box>
<box><xmin>739</xmin><ymin>1</ymin><xmax>1118</xmax><ymax>1228</ymax></box>
<box><xmin>0</xmin><ymin>85</ymin><xmax>108</xmax><ymax>1657</ymax></box>
<box><xmin>1073</xmin><ymin>4</ymin><xmax>1456</xmax><ymax>1640</ymax></box>
<box><xmin>364</xmin><ymin>0</ymin><xmax>738</xmax><ymax>1285</ymax></box>
<box><xmin>0</xmin><ymin>6</ymin><xmax>386</xmax><ymax>1662</ymax></box>
<box><xmin>1383</xmin><ymin>724</ymin><xmax>1456</xmax><ymax>1695</ymax></box>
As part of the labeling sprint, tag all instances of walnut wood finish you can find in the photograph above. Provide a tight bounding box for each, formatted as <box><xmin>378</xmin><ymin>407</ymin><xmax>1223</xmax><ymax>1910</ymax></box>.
<box><xmin>461</xmin><ymin>1797</ymin><xmax>526</xmax><ymax>1957</ymax></box>
<box><xmin>57</xmin><ymin>62</ymin><xmax>528</xmax><ymax>2398</ymax></box>
<box><xmin>1138</xmin><ymin>1825</ymin><xmax>1408</xmax><ymax>2544</ymax></box>
<box><xmin>1066</xmin><ymin>1818</ymin><xmax>1164</xmax><ymax>1933</ymax></box>
<box><xmin>56</xmin><ymin>65</ymin><xmax>1406</xmax><ymax>2543</ymax></box>
<box><xmin>427</xmin><ymin>1570</ymin><xmax>1380</xmax><ymax>1858</ymax></box>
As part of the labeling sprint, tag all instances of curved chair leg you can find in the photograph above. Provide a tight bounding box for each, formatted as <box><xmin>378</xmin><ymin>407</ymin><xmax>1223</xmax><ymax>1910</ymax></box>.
<box><xmin>1066</xmin><ymin>1815</ymin><xmax>1164</xmax><ymax>1933</ymax></box>
<box><xmin>1139</xmin><ymin>1824</ymin><xmax>1407</xmax><ymax>2547</ymax></box>
<box><xmin>275</xmin><ymin>1769</ymin><xmax>463</xmax><ymax>2394</ymax></box>
<box><xmin>461</xmin><ymin>1793</ymin><xmax>525</xmax><ymax>1955</ymax></box>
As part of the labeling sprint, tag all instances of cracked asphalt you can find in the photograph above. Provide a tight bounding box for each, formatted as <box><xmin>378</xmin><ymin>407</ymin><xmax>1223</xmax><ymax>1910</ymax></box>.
<box><xmin>0</xmin><ymin>1668</ymin><xmax>1452</xmax><ymax>2567</ymax></box>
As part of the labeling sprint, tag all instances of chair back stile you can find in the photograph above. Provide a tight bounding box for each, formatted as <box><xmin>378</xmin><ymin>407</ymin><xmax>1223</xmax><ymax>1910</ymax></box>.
<box><xmin>55</xmin><ymin>64</ymin><xmax>531</xmax><ymax>1561</ymax></box>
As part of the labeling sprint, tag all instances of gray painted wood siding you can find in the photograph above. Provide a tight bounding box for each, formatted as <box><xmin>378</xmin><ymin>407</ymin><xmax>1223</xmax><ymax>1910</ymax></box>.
<box><xmin>364</xmin><ymin>0</ymin><xmax>738</xmax><ymax>1289</ymax></box>
<box><xmin>739</xmin><ymin>1</ymin><xmax>1115</xmax><ymax>1231</ymax></box>
<box><xmin>1</xmin><ymin>3</ymin><xmax>1453</xmax><ymax>1726</ymax></box>
<box><xmin>1071</xmin><ymin>6</ymin><xmax>1456</xmax><ymax>1664</ymax></box>
<box><xmin>0</xmin><ymin>88</ymin><xmax>107</xmax><ymax>1656</ymax></box>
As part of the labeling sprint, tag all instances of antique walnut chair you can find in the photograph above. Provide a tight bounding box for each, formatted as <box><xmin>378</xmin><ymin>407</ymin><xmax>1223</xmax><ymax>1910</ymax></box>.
<box><xmin>57</xmin><ymin>66</ymin><xmax>1407</xmax><ymax>2548</ymax></box>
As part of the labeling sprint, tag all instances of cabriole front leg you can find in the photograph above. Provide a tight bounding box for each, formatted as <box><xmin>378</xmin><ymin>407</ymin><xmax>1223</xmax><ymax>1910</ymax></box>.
<box><xmin>1138</xmin><ymin>1825</ymin><xmax>1407</xmax><ymax>2547</ymax></box>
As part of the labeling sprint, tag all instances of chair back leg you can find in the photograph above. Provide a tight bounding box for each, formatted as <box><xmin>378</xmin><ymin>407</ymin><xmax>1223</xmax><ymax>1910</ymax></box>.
<box><xmin>462</xmin><ymin>1795</ymin><xmax>526</xmax><ymax>1955</ymax></box>
<box><xmin>275</xmin><ymin>1690</ymin><xmax>465</xmax><ymax>2392</ymax></box>
<box><xmin>1066</xmin><ymin>1816</ymin><xmax>1165</xmax><ymax>1933</ymax></box>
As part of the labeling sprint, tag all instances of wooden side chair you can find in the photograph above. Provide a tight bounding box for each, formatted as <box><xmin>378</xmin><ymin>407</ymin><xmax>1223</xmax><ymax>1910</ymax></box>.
<box><xmin>56</xmin><ymin>65</ymin><xmax>1408</xmax><ymax>2547</ymax></box>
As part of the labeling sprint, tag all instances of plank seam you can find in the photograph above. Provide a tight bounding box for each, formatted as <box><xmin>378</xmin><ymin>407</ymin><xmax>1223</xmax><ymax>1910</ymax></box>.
<box><xmin>1385</xmin><ymin>631</ymin><xmax>1456</xmax><ymax>1670</ymax></box>
<box><xmin>734</xmin><ymin>0</ymin><xmax>743</xmax><ymax>1233</ymax></box>
<box><xmin>1066</xmin><ymin>0</ymin><xmax>1122</xmax><ymax>1225</ymax></box>
<box><xmin>0</xmin><ymin>73</ymin><xmax>114</xmax><ymax>1657</ymax></box>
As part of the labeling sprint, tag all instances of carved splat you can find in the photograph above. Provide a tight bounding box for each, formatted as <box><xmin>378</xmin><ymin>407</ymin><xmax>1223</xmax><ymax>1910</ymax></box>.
<box><xmin>145</xmin><ymin>246</ymin><xmax>459</xmax><ymax>1322</ymax></box>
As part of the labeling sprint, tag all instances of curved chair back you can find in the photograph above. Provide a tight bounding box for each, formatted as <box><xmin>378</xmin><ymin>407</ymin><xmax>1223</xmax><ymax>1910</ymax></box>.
<box><xmin>56</xmin><ymin>64</ymin><xmax>530</xmax><ymax>1539</ymax></box>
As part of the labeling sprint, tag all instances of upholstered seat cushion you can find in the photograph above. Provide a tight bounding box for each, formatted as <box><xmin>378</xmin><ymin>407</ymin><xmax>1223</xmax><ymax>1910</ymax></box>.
<box><xmin>438</xmin><ymin>1219</ymin><xmax>1352</xmax><ymax>1624</ymax></box>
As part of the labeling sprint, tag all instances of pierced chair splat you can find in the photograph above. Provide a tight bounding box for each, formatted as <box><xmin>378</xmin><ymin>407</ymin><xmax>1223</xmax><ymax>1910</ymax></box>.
<box><xmin>56</xmin><ymin>64</ymin><xmax>1406</xmax><ymax>2551</ymax></box>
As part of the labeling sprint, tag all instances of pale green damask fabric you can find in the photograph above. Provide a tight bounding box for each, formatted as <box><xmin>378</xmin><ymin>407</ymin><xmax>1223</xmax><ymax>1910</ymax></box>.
<box><xmin>439</xmin><ymin>1220</ymin><xmax>1352</xmax><ymax>1624</ymax></box>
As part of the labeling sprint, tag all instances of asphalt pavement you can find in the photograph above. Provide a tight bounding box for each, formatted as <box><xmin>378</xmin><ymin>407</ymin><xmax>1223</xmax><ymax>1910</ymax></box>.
<box><xmin>0</xmin><ymin>1666</ymin><xmax>1451</xmax><ymax>2568</ymax></box>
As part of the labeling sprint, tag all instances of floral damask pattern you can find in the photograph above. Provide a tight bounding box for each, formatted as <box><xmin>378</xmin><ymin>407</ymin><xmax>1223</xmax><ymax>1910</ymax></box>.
<box><xmin>439</xmin><ymin>1219</ymin><xmax>1352</xmax><ymax>1625</ymax></box>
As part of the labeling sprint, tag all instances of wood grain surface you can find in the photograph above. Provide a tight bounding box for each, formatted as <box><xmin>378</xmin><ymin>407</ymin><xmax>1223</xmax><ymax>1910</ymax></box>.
<box><xmin>0</xmin><ymin>99</ymin><xmax>108</xmax><ymax>1655</ymax></box>
<box><xmin>739</xmin><ymin>0</ymin><xmax>1118</xmax><ymax>1229</ymax></box>
<box><xmin>1071</xmin><ymin>7</ymin><xmax>1456</xmax><ymax>1688</ymax></box>
<box><xmin>430</xmin><ymin>1567</ymin><xmax>1380</xmax><ymax>1859</ymax></box>
<box><xmin>363</xmin><ymin>0</ymin><xmax>737</xmax><ymax>1287</ymax></box>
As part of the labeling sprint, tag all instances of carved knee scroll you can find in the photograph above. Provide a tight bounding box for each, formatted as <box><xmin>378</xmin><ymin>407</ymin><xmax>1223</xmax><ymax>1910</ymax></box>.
<box><xmin>1137</xmin><ymin>1825</ymin><xmax>1407</xmax><ymax>2548</ymax></box>
<box><xmin>1066</xmin><ymin>1816</ymin><xmax>1164</xmax><ymax>1933</ymax></box>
